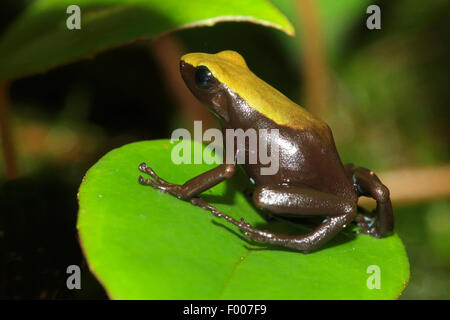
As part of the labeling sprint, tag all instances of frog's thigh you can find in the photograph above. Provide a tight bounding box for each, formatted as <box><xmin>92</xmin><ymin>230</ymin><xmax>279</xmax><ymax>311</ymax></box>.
<box><xmin>253</xmin><ymin>184</ymin><xmax>356</xmax><ymax>217</ymax></box>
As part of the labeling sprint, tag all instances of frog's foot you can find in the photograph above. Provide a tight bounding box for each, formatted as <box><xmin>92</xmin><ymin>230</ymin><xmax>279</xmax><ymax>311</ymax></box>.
<box><xmin>189</xmin><ymin>198</ymin><xmax>272</xmax><ymax>237</ymax></box>
<box><xmin>355</xmin><ymin>215</ymin><xmax>381</xmax><ymax>238</ymax></box>
<box><xmin>138</xmin><ymin>162</ymin><xmax>186</xmax><ymax>199</ymax></box>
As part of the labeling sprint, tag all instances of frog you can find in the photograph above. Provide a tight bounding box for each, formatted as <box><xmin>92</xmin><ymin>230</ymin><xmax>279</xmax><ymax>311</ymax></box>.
<box><xmin>138</xmin><ymin>50</ymin><xmax>394</xmax><ymax>252</ymax></box>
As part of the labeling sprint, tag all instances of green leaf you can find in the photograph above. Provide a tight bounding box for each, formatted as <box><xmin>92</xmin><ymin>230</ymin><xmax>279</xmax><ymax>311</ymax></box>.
<box><xmin>78</xmin><ymin>139</ymin><xmax>409</xmax><ymax>299</ymax></box>
<box><xmin>0</xmin><ymin>0</ymin><xmax>294</xmax><ymax>81</ymax></box>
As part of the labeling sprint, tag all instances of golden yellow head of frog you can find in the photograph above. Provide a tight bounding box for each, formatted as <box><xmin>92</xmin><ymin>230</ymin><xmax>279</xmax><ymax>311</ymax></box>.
<box><xmin>180</xmin><ymin>50</ymin><xmax>325</xmax><ymax>131</ymax></box>
<box><xmin>179</xmin><ymin>50</ymin><xmax>249</xmax><ymax>121</ymax></box>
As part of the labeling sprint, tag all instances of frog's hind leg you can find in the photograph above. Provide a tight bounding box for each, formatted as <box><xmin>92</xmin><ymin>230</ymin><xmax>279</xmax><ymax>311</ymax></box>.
<box><xmin>346</xmin><ymin>165</ymin><xmax>394</xmax><ymax>237</ymax></box>
<box><xmin>192</xmin><ymin>185</ymin><xmax>357</xmax><ymax>252</ymax></box>
<box><xmin>245</xmin><ymin>185</ymin><xmax>357</xmax><ymax>251</ymax></box>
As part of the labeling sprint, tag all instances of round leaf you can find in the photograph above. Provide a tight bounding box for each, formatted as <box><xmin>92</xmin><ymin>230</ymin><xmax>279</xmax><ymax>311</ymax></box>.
<box><xmin>77</xmin><ymin>139</ymin><xmax>410</xmax><ymax>299</ymax></box>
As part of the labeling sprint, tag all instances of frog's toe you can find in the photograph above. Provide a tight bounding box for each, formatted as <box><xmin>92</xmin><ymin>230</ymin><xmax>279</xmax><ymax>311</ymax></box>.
<box><xmin>138</xmin><ymin>175</ymin><xmax>167</xmax><ymax>191</ymax></box>
<box><xmin>138</xmin><ymin>162</ymin><xmax>149</xmax><ymax>172</ymax></box>
<box><xmin>355</xmin><ymin>215</ymin><xmax>381</xmax><ymax>238</ymax></box>
<box><xmin>138</xmin><ymin>162</ymin><xmax>173</xmax><ymax>186</ymax></box>
<box><xmin>243</xmin><ymin>231</ymin><xmax>266</xmax><ymax>243</ymax></box>
<box><xmin>238</xmin><ymin>218</ymin><xmax>252</xmax><ymax>229</ymax></box>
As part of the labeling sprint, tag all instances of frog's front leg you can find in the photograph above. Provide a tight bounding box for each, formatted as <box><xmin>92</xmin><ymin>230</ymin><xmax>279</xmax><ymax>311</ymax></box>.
<box><xmin>237</xmin><ymin>185</ymin><xmax>358</xmax><ymax>252</ymax></box>
<box><xmin>346</xmin><ymin>164</ymin><xmax>394</xmax><ymax>237</ymax></box>
<box><xmin>138</xmin><ymin>162</ymin><xmax>236</xmax><ymax>200</ymax></box>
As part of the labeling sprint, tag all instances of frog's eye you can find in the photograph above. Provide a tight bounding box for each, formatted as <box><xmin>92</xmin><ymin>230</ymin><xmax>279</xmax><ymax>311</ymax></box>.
<box><xmin>195</xmin><ymin>66</ymin><xmax>213</xmax><ymax>90</ymax></box>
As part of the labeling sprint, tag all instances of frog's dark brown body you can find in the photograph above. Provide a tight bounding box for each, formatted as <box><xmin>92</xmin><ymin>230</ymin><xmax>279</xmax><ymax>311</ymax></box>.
<box><xmin>224</xmin><ymin>89</ymin><xmax>357</xmax><ymax>203</ymax></box>
<box><xmin>138</xmin><ymin>52</ymin><xmax>394</xmax><ymax>252</ymax></box>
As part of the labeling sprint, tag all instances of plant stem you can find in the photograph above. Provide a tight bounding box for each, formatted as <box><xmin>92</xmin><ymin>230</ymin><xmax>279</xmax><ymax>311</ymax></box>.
<box><xmin>296</xmin><ymin>0</ymin><xmax>330</xmax><ymax>118</ymax></box>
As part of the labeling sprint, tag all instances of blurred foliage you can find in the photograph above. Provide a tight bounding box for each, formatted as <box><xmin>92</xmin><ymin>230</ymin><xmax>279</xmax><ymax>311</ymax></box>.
<box><xmin>0</xmin><ymin>0</ymin><xmax>449</xmax><ymax>299</ymax></box>
<box><xmin>396</xmin><ymin>201</ymin><xmax>450</xmax><ymax>299</ymax></box>
<box><xmin>0</xmin><ymin>0</ymin><xmax>293</xmax><ymax>81</ymax></box>
<box><xmin>331</xmin><ymin>0</ymin><xmax>450</xmax><ymax>170</ymax></box>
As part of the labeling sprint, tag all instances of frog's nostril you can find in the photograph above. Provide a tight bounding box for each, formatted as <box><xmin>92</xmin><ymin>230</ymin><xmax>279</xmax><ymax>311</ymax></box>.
<box><xmin>179</xmin><ymin>60</ymin><xmax>185</xmax><ymax>71</ymax></box>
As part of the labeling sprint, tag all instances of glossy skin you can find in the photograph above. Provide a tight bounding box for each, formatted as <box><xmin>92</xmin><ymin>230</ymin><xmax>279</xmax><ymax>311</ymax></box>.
<box><xmin>139</xmin><ymin>51</ymin><xmax>394</xmax><ymax>252</ymax></box>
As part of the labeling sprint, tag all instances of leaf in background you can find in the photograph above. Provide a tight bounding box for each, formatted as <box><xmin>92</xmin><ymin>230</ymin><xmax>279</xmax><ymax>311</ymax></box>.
<box><xmin>77</xmin><ymin>139</ymin><xmax>410</xmax><ymax>299</ymax></box>
<box><xmin>0</xmin><ymin>0</ymin><xmax>294</xmax><ymax>81</ymax></box>
<box><xmin>271</xmin><ymin>0</ymin><xmax>372</xmax><ymax>66</ymax></box>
